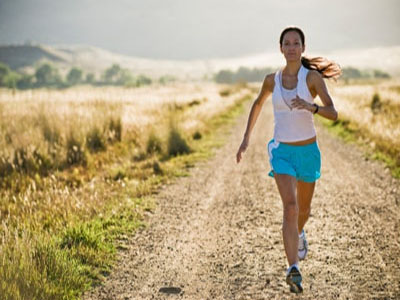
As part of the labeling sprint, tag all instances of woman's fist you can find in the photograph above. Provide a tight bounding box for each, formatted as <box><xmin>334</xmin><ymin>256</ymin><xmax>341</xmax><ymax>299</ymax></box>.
<box><xmin>236</xmin><ymin>139</ymin><xmax>249</xmax><ymax>164</ymax></box>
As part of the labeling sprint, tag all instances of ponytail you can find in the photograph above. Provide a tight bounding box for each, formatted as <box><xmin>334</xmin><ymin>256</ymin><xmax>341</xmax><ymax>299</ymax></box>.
<box><xmin>301</xmin><ymin>56</ymin><xmax>342</xmax><ymax>80</ymax></box>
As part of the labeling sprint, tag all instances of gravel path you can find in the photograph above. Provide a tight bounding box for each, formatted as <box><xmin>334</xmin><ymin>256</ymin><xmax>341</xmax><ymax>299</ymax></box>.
<box><xmin>84</xmin><ymin>100</ymin><xmax>400</xmax><ymax>300</ymax></box>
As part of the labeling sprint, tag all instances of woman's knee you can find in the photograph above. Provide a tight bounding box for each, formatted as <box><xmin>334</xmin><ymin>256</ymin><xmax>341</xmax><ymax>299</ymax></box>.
<box><xmin>299</xmin><ymin>206</ymin><xmax>311</xmax><ymax>217</ymax></box>
<box><xmin>283</xmin><ymin>201</ymin><xmax>298</xmax><ymax>222</ymax></box>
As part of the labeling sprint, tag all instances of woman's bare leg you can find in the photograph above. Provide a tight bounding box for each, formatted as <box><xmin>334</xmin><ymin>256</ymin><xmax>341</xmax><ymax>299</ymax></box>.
<box><xmin>274</xmin><ymin>173</ymin><xmax>298</xmax><ymax>266</ymax></box>
<box><xmin>297</xmin><ymin>180</ymin><xmax>315</xmax><ymax>234</ymax></box>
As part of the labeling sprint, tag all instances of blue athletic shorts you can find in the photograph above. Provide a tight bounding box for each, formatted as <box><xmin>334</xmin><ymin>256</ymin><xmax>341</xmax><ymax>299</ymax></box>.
<box><xmin>267</xmin><ymin>138</ymin><xmax>321</xmax><ymax>182</ymax></box>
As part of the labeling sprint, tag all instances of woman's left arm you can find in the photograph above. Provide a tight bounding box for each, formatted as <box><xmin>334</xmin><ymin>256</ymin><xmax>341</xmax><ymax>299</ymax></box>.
<box><xmin>291</xmin><ymin>70</ymin><xmax>338</xmax><ymax>121</ymax></box>
<box><xmin>309</xmin><ymin>70</ymin><xmax>338</xmax><ymax>121</ymax></box>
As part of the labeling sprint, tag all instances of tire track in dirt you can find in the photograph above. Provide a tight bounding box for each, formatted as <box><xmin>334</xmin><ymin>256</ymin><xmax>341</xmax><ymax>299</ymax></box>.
<box><xmin>84</xmin><ymin>99</ymin><xmax>400</xmax><ymax>300</ymax></box>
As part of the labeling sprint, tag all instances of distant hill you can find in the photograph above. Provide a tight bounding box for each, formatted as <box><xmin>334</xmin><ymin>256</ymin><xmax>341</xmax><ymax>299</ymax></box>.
<box><xmin>0</xmin><ymin>43</ymin><xmax>399</xmax><ymax>79</ymax></box>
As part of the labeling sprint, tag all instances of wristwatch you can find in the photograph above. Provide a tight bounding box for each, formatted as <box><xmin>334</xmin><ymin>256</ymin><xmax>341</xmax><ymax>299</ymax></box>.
<box><xmin>312</xmin><ymin>104</ymin><xmax>319</xmax><ymax>114</ymax></box>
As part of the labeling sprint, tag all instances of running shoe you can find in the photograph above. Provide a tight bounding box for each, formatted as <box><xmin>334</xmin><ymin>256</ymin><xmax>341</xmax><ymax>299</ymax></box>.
<box><xmin>286</xmin><ymin>265</ymin><xmax>303</xmax><ymax>294</ymax></box>
<box><xmin>298</xmin><ymin>229</ymin><xmax>308</xmax><ymax>261</ymax></box>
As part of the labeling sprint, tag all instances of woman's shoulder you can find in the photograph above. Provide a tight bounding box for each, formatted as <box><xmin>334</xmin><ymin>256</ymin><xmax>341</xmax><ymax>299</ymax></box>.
<box><xmin>306</xmin><ymin>69</ymin><xmax>323</xmax><ymax>81</ymax></box>
<box><xmin>262</xmin><ymin>72</ymin><xmax>276</xmax><ymax>92</ymax></box>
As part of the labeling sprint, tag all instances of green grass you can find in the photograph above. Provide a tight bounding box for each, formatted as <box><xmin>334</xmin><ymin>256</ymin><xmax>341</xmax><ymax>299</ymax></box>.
<box><xmin>0</xmin><ymin>196</ymin><xmax>147</xmax><ymax>300</ymax></box>
<box><xmin>0</xmin><ymin>91</ymin><xmax>254</xmax><ymax>300</ymax></box>
<box><xmin>317</xmin><ymin>116</ymin><xmax>400</xmax><ymax>179</ymax></box>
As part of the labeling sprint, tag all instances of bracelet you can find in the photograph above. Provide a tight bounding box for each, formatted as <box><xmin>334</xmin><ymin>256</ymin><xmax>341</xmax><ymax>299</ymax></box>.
<box><xmin>312</xmin><ymin>104</ymin><xmax>319</xmax><ymax>114</ymax></box>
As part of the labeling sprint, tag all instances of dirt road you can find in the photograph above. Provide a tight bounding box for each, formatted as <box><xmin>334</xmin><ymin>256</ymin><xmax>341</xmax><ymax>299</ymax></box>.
<box><xmin>84</xmin><ymin>100</ymin><xmax>400</xmax><ymax>299</ymax></box>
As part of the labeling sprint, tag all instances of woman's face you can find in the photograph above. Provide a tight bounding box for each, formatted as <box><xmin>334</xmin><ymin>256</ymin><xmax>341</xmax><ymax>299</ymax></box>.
<box><xmin>280</xmin><ymin>30</ymin><xmax>305</xmax><ymax>62</ymax></box>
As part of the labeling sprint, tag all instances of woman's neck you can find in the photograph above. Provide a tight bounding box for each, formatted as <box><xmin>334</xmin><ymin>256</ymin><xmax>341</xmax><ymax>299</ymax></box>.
<box><xmin>284</xmin><ymin>60</ymin><xmax>302</xmax><ymax>76</ymax></box>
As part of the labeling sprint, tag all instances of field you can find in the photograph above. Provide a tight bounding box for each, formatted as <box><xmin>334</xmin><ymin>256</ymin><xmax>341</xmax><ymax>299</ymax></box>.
<box><xmin>0</xmin><ymin>78</ymin><xmax>399</xmax><ymax>299</ymax></box>
<box><xmin>322</xmin><ymin>78</ymin><xmax>400</xmax><ymax>177</ymax></box>
<box><xmin>0</xmin><ymin>82</ymin><xmax>254</xmax><ymax>300</ymax></box>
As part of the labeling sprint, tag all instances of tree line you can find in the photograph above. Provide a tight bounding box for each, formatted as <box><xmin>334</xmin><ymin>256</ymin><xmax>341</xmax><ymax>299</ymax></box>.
<box><xmin>214</xmin><ymin>66</ymin><xmax>391</xmax><ymax>84</ymax></box>
<box><xmin>0</xmin><ymin>62</ymin><xmax>176</xmax><ymax>89</ymax></box>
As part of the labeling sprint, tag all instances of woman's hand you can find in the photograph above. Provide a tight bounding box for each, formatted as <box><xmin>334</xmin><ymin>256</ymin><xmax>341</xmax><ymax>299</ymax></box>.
<box><xmin>290</xmin><ymin>95</ymin><xmax>315</xmax><ymax>113</ymax></box>
<box><xmin>236</xmin><ymin>138</ymin><xmax>249</xmax><ymax>164</ymax></box>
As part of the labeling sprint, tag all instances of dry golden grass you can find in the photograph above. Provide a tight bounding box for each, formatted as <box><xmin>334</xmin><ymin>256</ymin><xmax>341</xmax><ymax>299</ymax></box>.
<box><xmin>0</xmin><ymin>82</ymin><xmax>254</xmax><ymax>299</ymax></box>
<box><xmin>322</xmin><ymin>78</ymin><xmax>400</xmax><ymax>176</ymax></box>
<box><xmin>0</xmin><ymin>82</ymin><xmax>249</xmax><ymax>227</ymax></box>
<box><xmin>327</xmin><ymin>79</ymin><xmax>400</xmax><ymax>143</ymax></box>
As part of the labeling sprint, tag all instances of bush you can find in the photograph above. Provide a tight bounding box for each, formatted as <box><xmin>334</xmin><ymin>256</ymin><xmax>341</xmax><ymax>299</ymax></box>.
<box><xmin>193</xmin><ymin>131</ymin><xmax>202</xmax><ymax>140</ymax></box>
<box><xmin>136</xmin><ymin>75</ymin><xmax>152</xmax><ymax>86</ymax></box>
<box><xmin>86</xmin><ymin>126</ymin><xmax>106</xmax><ymax>153</ymax></box>
<box><xmin>167</xmin><ymin>127</ymin><xmax>191</xmax><ymax>157</ymax></box>
<box><xmin>371</xmin><ymin>93</ymin><xmax>382</xmax><ymax>114</ymax></box>
<box><xmin>66</xmin><ymin>134</ymin><xmax>87</xmax><ymax>167</ymax></box>
<box><xmin>32</xmin><ymin>149</ymin><xmax>53</xmax><ymax>176</ymax></box>
<box><xmin>152</xmin><ymin>160</ymin><xmax>163</xmax><ymax>175</ymax></box>
<box><xmin>13</xmin><ymin>147</ymin><xmax>38</xmax><ymax>174</ymax></box>
<box><xmin>146</xmin><ymin>131</ymin><xmax>163</xmax><ymax>154</ymax></box>
<box><xmin>0</xmin><ymin>155</ymin><xmax>13</xmax><ymax>177</ymax></box>
<box><xmin>106</xmin><ymin>117</ymin><xmax>122</xmax><ymax>143</ymax></box>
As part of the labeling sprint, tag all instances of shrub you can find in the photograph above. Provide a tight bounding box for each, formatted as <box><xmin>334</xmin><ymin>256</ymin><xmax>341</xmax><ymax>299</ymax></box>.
<box><xmin>132</xmin><ymin>149</ymin><xmax>147</xmax><ymax>162</ymax></box>
<box><xmin>66</xmin><ymin>134</ymin><xmax>87</xmax><ymax>167</ymax></box>
<box><xmin>136</xmin><ymin>75</ymin><xmax>152</xmax><ymax>86</ymax></box>
<box><xmin>0</xmin><ymin>155</ymin><xmax>13</xmax><ymax>177</ymax></box>
<box><xmin>153</xmin><ymin>160</ymin><xmax>163</xmax><ymax>175</ymax></box>
<box><xmin>86</xmin><ymin>126</ymin><xmax>106</xmax><ymax>153</ymax></box>
<box><xmin>13</xmin><ymin>147</ymin><xmax>38</xmax><ymax>174</ymax></box>
<box><xmin>146</xmin><ymin>131</ymin><xmax>163</xmax><ymax>154</ymax></box>
<box><xmin>193</xmin><ymin>131</ymin><xmax>202</xmax><ymax>140</ymax></box>
<box><xmin>371</xmin><ymin>93</ymin><xmax>382</xmax><ymax>114</ymax></box>
<box><xmin>32</xmin><ymin>149</ymin><xmax>53</xmax><ymax>176</ymax></box>
<box><xmin>167</xmin><ymin>127</ymin><xmax>191</xmax><ymax>157</ymax></box>
<box><xmin>106</xmin><ymin>118</ymin><xmax>122</xmax><ymax>143</ymax></box>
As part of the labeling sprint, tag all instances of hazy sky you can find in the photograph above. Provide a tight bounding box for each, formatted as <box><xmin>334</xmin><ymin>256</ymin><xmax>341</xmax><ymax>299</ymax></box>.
<box><xmin>0</xmin><ymin>0</ymin><xmax>399</xmax><ymax>60</ymax></box>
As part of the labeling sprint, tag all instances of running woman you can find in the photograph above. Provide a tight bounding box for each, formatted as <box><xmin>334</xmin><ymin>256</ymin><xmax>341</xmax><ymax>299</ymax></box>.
<box><xmin>236</xmin><ymin>26</ymin><xmax>341</xmax><ymax>293</ymax></box>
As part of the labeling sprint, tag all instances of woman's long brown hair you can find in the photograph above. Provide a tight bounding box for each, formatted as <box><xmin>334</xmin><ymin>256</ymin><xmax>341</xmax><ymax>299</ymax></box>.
<box><xmin>279</xmin><ymin>26</ymin><xmax>342</xmax><ymax>80</ymax></box>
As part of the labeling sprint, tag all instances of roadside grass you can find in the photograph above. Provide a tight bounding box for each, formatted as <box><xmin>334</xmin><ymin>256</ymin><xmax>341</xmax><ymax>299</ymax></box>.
<box><xmin>316</xmin><ymin>116</ymin><xmax>400</xmax><ymax>178</ymax></box>
<box><xmin>0</xmin><ymin>88</ymin><xmax>253</xmax><ymax>300</ymax></box>
<box><xmin>317</xmin><ymin>79</ymin><xmax>400</xmax><ymax>179</ymax></box>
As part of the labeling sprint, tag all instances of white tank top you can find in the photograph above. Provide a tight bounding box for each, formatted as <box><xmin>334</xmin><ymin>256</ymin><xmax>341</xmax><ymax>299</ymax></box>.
<box><xmin>271</xmin><ymin>64</ymin><xmax>316</xmax><ymax>142</ymax></box>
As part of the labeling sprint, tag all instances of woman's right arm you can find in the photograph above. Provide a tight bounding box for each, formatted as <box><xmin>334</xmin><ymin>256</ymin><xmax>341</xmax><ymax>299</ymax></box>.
<box><xmin>236</xmin><ymin>73</ymin><xmax>274</xmax><ymax>163</ymax></box>
<box><xmin>242</xmin><ymin>73</ymin><xmax>274</xmax><ymax>141</ymax></box>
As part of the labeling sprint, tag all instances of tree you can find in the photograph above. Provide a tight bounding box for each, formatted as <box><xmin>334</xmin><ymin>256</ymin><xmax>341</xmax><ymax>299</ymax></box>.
<box><xmin>17</xmin><ymin>74</ymin><xmax>34</xmax><ymax>89</ymax></box>
<box><xmin>66</xmin><ymin>67</ymin><xmax>83</xmax><ymax>85</ymax></box>
<box><xmin>103</xmin><ymin>64</ymin><xmax>121</xmax><ymax>84</ymax></box>
<box><xmin>116</xmin><ymin>69</ymin><xmax>134</xmax><ymax>86</ymax></box>
<box><xmin>373</xmin><ymin>69</ymin><xmax>390</xmax><ymax>79</ymax></box>
<box><xmin>136</xmin><ymin>75</ymin><xmax>152</xmax><ymax>86</ymax></box>
<box><xmin>85</xmin><ymin>73</ymin><xmax>95</xmax><ymax>84</ymax></box>
<box><xmin>0</xmin><ymin>62</ymin><xmax>11</xmax><ymax>86</ymax></box>
<box><xmin>215</xmin><ymin>70</ymin><xmax>234</xmax><ymax>83</ymax></box>
<box><xmin>0</xmin><ymin>62</ymin><xmax>21</xmax><ymax>89</ymax></box>
<box><xmin>34</xmin><ymin>63</ymin><xmax>62</xmax><ymax>87</ymax></box>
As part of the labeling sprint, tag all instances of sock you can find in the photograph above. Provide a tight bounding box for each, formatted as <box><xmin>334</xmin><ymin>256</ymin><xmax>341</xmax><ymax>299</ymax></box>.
<box><xmin>286</xmin><ymin>263</ymin><xmax>299</xmax><ymax>276</ymax></box>
<box><xmin>299</xmin><ymin>230</ymin><xmax>304</xmax><ymax>238</ymax></box>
